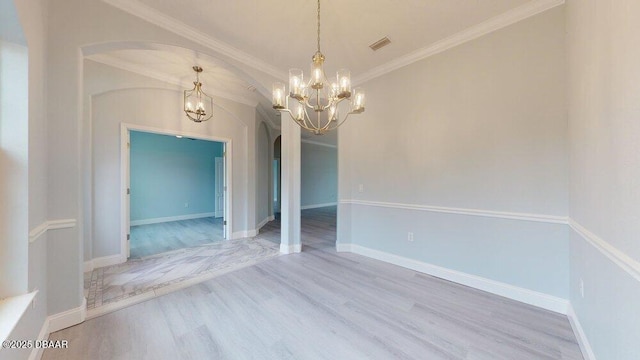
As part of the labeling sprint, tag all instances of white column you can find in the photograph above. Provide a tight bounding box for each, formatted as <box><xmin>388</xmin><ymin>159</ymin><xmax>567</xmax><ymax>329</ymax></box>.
<box><xmin>280</xmin><ymin>114</ymin><xmax>301</xmax><ymax>253</ymax></box>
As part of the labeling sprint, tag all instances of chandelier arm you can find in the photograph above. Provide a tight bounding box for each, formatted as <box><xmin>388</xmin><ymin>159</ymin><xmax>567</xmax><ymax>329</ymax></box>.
<box><xmin>301</xmin><ymin>98</ymin><xmax>314</xmax><ymax>110</ymax></box>
<box><xmin>320</xmin><ymin>109</ymin><xmax>338</xmax><ymax>132</ymax></box>
<box><xmin>322</xmin><ymin>96</ymin><xmax>345</xmax><ymax>111</ymax></box>
<box><xmin>323</xmin><ymin>112</ymin><xmax>353</xmax><ymax>132</ymax></box>
<box><xmin>282</xmin><ymin>108</ymin><xmax>316</xmax><ymax>133</ymax></box>
<box><xmin>302</xmin><ymin>105</ymin><xmax>316</xmax><ymax>131</ymax></box>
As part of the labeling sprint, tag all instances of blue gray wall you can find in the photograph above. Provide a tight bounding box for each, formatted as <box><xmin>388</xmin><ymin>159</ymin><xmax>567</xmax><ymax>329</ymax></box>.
<box><xmin>301</xmin><ymin>142</ymin><xmax>337</xmax><ymax>208</ymax></box>
<box><xmin>339</xmin><ymin>7</ymin><xmax>569</xmax><ymax>300</ymax></box>
<box><xmin>566</xmin><ymin>0</ymin><xmax>640</xmax><ymax>358</ymax></box>
<box><xmin>130</xmin><ymin>131</ymin><xmax>223</xmax><ymax>222</ymax></box>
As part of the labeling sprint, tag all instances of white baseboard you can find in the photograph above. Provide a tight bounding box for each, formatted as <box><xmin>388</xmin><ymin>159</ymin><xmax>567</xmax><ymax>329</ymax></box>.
<box><xmin>567</xmin><ymin>304</ymin><xmax>597</xmax><ymax>360</ymax></box>
<box><xmin>231</xmin><ymin>230</ymin><xmax>258</xmax><ymax>239</ymax></box>
<box><xmin>256</xmin><ymin>217</ymin><xmax>270</xmax><ymax>231</ymax></box>
<box><xmin>280</xmin><ymin>243</ymin><xmax>301</xmax><ymax>254</ymax></box>
<box><xmin>28</xmin><ymin>298</ymin><xmax>87</xmax><ymax>360</ymax></box>
<box><xmin>130</xmin><ymin>212</ymin><xmax>215</xmax><ymax>226</ymax></box>
<box><xmin>232</xmin><ymin>216</ymin><xmax>277</xmax><ymax>239</ymax></box>
<box><xmin>255</xmin><ymin>216</ymin><xmax>275</xmax><ymax>234</ymax></box>
<box><xmin>83</xmin><ymin>254</ymin><xmax>124</xmax><ymax>272</ymax></box>
<box><xmin>301</xmin><ymin>202</ymin><xmax>337</xmax><ymax>210</ymax></box>
<box><xmin>48</xmin><ymin>298</ymin><xmax>86</xmax><ymax>334</ymax></box>
<box><xmin>344</xmin><ymin>244</ymin><xmax>569</xmax><ymax>314</ymax></box>
<box><xmin>336</xmin><ymin>243</ymin><xmax>352</xmax><ymax>252</ymax></box>
<box><xmin>28</xmin><ymin>314</ymin><xmax>50</xmax><ymax>360</ymax></box>
<box><xmin>214</xmin><ymin>210</ymin><xmax>223</xmax><ymax>218</ymax></box>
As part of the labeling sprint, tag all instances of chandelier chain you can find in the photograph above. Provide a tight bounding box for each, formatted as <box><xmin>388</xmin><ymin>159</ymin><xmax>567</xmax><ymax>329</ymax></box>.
<box><xmin>317</xmin><ymin>0</ymin><xmax>321</xmax><ymax>53</ymax></box>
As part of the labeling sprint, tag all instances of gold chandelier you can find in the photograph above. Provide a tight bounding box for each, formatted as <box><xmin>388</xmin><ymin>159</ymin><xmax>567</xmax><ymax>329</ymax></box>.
<box><xmin>184</xmin><ymin>66</ymin><xmax>213</xmax><ymax>123</ymax></box>
<box><xmin>272</xmin><ymin>0</ymin><xmax>366</xmax><ymax>135</ymax></box>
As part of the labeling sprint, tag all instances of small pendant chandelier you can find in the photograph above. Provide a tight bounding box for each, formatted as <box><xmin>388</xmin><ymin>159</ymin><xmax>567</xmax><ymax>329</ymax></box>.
<box><xmin>184</xmin><ymin>66</ymin><xmax>213</xmax><ymax>123</ymax></box>
<box><xmin>272</xmin><ymin>0</ymin><xmax>366</xmax><ymax>135</ymax></box>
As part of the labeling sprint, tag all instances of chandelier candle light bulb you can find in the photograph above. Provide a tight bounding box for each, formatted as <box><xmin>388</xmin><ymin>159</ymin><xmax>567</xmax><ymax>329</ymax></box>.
<box><xmin>272</xmin><ymin>0</ymin><xmax>366</xmax><ymax>135</ymax></box>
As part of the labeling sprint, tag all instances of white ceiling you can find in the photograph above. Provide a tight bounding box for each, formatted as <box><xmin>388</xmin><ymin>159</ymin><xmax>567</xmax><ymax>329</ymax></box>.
<box><xmin>134</xmin><ymin>0</ymin><xmax>532</xmax><ymax>78</ymax></box>
<box><xmin>87</xmin><ymin>49</ymin><xmax>261</xmax><ymax>105</ymax></box>
<box><xmin>95</xmin><ymin>0</ymin><xmax>560</xmax><ymax>145</ymax></box>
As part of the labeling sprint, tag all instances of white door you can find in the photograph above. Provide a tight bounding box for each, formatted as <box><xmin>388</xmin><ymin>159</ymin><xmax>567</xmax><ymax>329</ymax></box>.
<box><xmin>215</xmin><ymin>157</ymin><xmax>224</xmax><ymax>218</ymax></box>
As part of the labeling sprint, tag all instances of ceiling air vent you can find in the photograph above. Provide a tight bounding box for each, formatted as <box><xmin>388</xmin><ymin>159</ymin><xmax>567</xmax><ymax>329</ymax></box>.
<box><xmin>369</xmin><ymin>37</ymin><xmax>391</xmax><ymax>51</ymax></box>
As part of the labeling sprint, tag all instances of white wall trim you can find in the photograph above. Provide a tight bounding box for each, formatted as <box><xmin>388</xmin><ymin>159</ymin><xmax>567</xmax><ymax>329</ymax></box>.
<box><xmin>341</xmin><ymin>199</ymin><xmax>568</xmax><ymax>224</ymax></box>
<box><xmin>130</xmin><ymin>212</ymin><xmax>216</xmax><ymax>226</ymax></box>
<box><xmin>569</xmin><ymin>219</ymin><xmax>640</xmax><ymax>283</ymax></box>
<box><xmin>101</xmin><ymin>0</ymin><xmax>562</xmax><ymax>87</ymax></box>
<box><xmin>100</xmin><ymin>0</ymin><xmax>286</xmax><ymax>80</ymax></box>
<box><xmin>27</xmin><ymin>298</ymin><xmax>87</xmax><ymax>360</ymax></box>
<box><xmin>83</xmin><ymin>254</ymin><xmax>124</xmax><ymax>273</ymax></box>
<box><xmin>280</xmin><ymin>243</ymin><xmax>301</xmax><ymax>254</ymax></box>
<box><xmin>301</xmin><ymin>202</ymin><xmax>338</xmax><ymax>210</ymax></box>
<box><xmin>343</xmin><ymin>244</ymin><xmax>569</xmax><ymax>314</ymax></box>
<box><xmin>231</xmin><ymin>230</ymin><xmax>257</xmax><ymax>239</ymax></box>
<box><xmin>28</xmin><ymin>219</ymin><xmax>77</xmax><ymax>243</ymax></box>
<box><xmin>336</xmin><ymin>243</ymin><xmax>352</xmax><ymax>253</ymax></box>
<box><xmin>28</xmin><ymin>313</ymin><xmax>50</xmax><ymax>360</ymax></box>
<box><xmin>47</xmin><ymin>298</ymin><xmax>86</xmax><ymax>334</ymax></box>
<box><xmin>567</xmin><ymin>304</ymin><xmax>597</xmax><ymax>360</ymax></box>
<box><xmin>354</xmin><ymin>0</ymin><xmax>565</xmax><ymax>85</ymax></box>
<box><xmin>87</xmin><ymin>54</ymin><xmax>260</xmax><ymax>107</ymax></box>
<box><xmin>255</xmin><ymin>216</ymin><xmax>273</xmax><ymax>232</ymax></box>
<box><xmin>301</xmin><ymin>139</ymin><xmax>337</xmax><ymax>149</ymax></box>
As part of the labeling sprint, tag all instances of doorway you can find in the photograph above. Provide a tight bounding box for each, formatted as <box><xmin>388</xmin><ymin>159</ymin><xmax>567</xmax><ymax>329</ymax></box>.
<box><xmin>273</xmin><ymin>135</ymin><xmax>282</xmax><ymax>215</ymax></box>
<box><xmin>120</xmin><ymin>124</ymin><xmax>231</xmax><ymax>259</ymax></box>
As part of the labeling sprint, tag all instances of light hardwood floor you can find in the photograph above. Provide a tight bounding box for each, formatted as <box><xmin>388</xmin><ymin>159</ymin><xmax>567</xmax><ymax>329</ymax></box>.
<box><xmin>130</xmin><ymin>217</ymin><xmax>224</xmax><ymax>259</ymax></box>
<box><xmin>44</xmin><ymin>207</ymin><xmax>583</xmax><ymax>360</ymax></box>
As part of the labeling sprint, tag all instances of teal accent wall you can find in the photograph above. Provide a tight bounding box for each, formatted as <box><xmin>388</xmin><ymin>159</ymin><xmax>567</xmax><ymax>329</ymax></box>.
<box><xmin>130</xmin><ymin>131</ymin><xmax>223</xmax><ymax>222</ymax></box>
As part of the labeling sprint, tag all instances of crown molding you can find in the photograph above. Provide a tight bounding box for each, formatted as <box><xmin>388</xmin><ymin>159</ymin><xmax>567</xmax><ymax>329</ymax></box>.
<box><xmin>354</xmin><ymin>0</ymin><xmax>565</xmax><ymax>85</ymax></box>
<box><xmin>102</xmin><ymin>0</ymin><xmax>287</xmax><ymax>81</ymax></box>
<box><xmin>87</xmin><ymin>54</ymin><xmax>259</xmax><ymax>107</ymax></box>
<box><xmin>103</xmin><ymin>0</ymin><xmax>563</xmax><ymax>87</ymax></box>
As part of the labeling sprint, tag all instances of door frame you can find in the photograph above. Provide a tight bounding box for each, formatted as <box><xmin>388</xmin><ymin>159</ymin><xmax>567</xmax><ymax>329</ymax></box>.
<box><xmin>119</xmin><ymin>122</ymin><xmax>233</xmax><ymax>262</ymax></box>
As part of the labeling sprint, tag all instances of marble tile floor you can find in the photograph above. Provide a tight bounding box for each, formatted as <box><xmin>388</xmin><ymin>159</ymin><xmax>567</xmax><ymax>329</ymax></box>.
<box><xmin>85</xmin><ymin>207</ymin><xmax>339</xmax><ymax>319</ymax></box>
<box><xmin>85</xmin><ymin>235</ymin><xmax>280</xmax><ymax>318</ymax></box>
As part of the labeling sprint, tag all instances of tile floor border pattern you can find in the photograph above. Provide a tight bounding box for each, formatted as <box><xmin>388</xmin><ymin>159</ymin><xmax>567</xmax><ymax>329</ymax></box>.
<box><xmin>85</xmin><ymin>236</ymin><xmax>280</xmax><ymax>317</ymax></box>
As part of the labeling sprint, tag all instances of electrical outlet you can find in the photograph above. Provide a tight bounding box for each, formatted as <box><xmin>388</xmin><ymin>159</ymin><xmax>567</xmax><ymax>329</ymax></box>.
<box><xmin>358</xmin><ymin>184</ymin><xmax>364</xmax><ymax>193</ymax></box>
<box><xmin>184</xmin><ymin>202</ymin><xmax>189</xmax><ymax>208</ymax></box>
<box><xmin>408</xmin><ymin>232</ymin><xmax>414</xmax><ymax>242</ymax></box>
<box><xmin>579</xmin><ymin>278</ymin><xmax>584</xmax><ymax>298</ymax></box>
